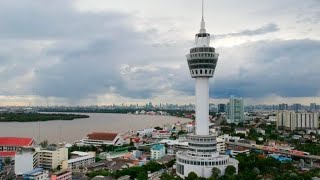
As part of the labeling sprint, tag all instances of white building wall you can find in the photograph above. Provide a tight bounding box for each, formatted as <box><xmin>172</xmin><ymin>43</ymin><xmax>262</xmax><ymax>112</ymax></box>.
<box><xmin>15</xmin><ymin>153</ymin><xmax>34</xmax><ymax>175</ymax></box>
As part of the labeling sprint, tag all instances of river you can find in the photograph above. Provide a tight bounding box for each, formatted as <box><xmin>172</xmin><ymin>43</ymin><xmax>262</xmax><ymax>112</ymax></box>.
<box><xmin>0</xmin><ymin>113</ymin><xmax>191</xmax><ymax>143</ymax></box>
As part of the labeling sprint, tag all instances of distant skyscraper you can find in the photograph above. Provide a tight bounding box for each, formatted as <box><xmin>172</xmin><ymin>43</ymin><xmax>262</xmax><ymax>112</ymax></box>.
<box><xmin>310</xmin><ymin>103</ymin><xmax>317</xmax><ymax>111</ymax></box>
<box><xmin>279</xmin><ymin>103</ymin><xmax>288</xmax><ymax>111</ymax></box>
<box><xmin>218</xmin><ymin>103</ymin><xmax>226</xmax><ymax>113</ymax></box>
<box><xmin>292</xmin><ymin>103</ymin><xmax>302</xmax><ymax>112</ymax></box>
<box><xmin>209</xmin><ymin>104</ymin><xmax>218</xmax><ymax>112</ymax></box>
<box><xmin>176</xmin><ymin>1</ymin><xmax>238</xmax><ymax>178</ymax></box>
<box><xmin>227</xmin><ymin>96</ymin><xmax>244</xmax><ymax>124</ymax></box>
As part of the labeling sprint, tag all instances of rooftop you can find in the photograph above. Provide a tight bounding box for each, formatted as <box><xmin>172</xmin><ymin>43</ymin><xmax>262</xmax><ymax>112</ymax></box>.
<box><xmin>24</xmin><ymin>168</ymin><xmax>45</xmax><ymax>176</ymax></box>
<box><xmin>71</xmin><ymin>151</ymin><xmax>90</xmax><ymax>156</ymax></box>
<box><xmin>151</xmin><ymin>144</ymin><xmax>165</xmax><ymax>151</ymax></box>
<box><xmin>0</xmin><ymin>137</ymin><xmax>34</xmax><ymax>147</ymax></box>
<box><xmin>87</xmin><ymin>132</ymin><xmax>118</xmax><ymax>141</ymax></box>
<box><xmin>68</xmin><ymin>155</ymin><xmax>95</xmax><ymax>164</ymax></box>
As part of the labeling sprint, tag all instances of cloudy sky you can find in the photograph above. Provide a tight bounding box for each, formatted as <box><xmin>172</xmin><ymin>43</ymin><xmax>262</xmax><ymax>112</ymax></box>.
<box><xmin>0</xmin><ymin>0</ymin><xmax>319</xmax><ymax>106</ymax></box>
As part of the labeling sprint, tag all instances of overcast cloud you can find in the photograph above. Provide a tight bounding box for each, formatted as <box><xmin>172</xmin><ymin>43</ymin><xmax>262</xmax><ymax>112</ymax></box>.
<box><xmin>0</xmin><ymin>0</ymin><xmax>319</xmax><ymax>105</ymax></box>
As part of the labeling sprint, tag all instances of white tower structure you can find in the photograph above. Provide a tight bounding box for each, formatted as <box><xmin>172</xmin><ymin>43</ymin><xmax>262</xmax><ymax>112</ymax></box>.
<box><xmin>176</xmin><ymin>1</ymin><xmax>238</xmax><ymax>178</ymax></box>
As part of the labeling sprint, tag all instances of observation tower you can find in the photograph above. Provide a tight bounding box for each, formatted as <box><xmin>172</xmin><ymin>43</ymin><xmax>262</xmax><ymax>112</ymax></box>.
<box><xmin>176</xmin><ymin>1</ymin><xmax>239</xmax><ymax>178</ymax></box>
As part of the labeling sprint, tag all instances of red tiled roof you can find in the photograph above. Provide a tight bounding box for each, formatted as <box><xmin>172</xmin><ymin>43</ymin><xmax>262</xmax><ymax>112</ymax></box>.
<box><xmin>0</xmin><ymin>137</ymin><xmax>34</xmax><ymax>147</ymax></box>
<box><xmin>0</xmin><ymin>151</ymin><xmax>16</xmax><ymax>157</ymax></box>
<box><xmin>87</xmin><ymin>132</ymin><xmax>118</xmax><ymax>141</ymax></box>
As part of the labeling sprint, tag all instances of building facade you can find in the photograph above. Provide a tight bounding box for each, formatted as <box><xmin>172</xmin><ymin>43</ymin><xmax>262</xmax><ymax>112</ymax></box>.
<box><xmin>227</xmin><ymin>96</ymin><xmax>244</xmax><ymax>124</ymax></box>
<box><xmin>38</xmin><ymin>147</ymin><xmax>68</xmax><ymax>170</ymax></box>
<box><xmin>176</xmin><ymin>2</ymin><xmax>238</xmax><ymax>178</ymax></box>
<box><xmin>15</xmin><ymin>148</ymin><xmax>38</xmax><ymax>175</ymax></box>
<box><xmin>62</xmin><ymin>155</ymin><xmax>95</xmax><ymax>172</ymax></box>
<box><xmin>218</xmin><ymin>104</ymin><xmax>226</xmax><ymax>113</ymax></box>
<box><xmin>51</xmin><ymin>170</ymin><xmax>72</xmax><ymax>180</ymax></box>
<box><xmin>277</xmin><ymin>111</ymin><xmax>319</xmax><ymax>131</ymax></box>
<box><xmin>279</xmin><ymin>103</ymin><xmax>289</xmax><ymax>111</ymax></box>
<box><xmin>310</xmin><ymin>103</ymin><xmax>317</xmax><ymax>111</ymax></box>
<box><xmin>0</xmin><ymin>137</ymin><xmax>35</xmax><ymax>152</ymax></box>
<box><xmin>151</xmin><ymin>144</ymin><xmax>166</xmax><ymax>160</ymax></box>
<box><xmin>15</xmin><ymin>146</ymin><xmax>68</xmax><ymax>174</ymax></box>
<box><xmin>81</xmin><ymin>132</ymin><xmax>124</xmax><ymax>146</ymax></box>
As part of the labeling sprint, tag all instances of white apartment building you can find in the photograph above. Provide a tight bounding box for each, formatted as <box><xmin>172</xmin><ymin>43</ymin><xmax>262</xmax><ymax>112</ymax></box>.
<box><xmin>277</xmin><ymin>111</ymin><xmax>319</xmax><ymax>131</ymax></box>
<box><xmin>15</xmin><ymin>148</ymin><xmax>38</xmax><ymax>175</ymax></box>
<box><xmin>15</xmin><ymin>146</ymin><xmax>68</xmax><ymax>174</ymax></box>
<box><xmin>62</xmin><ymin>155</ymin><xmax>95</xmax><ymax>172</ymax></box>
<box><xmin>227</xmin><ymin>96</ymin><xmax>244</xmax><ymax>124</ymax></box>
<box><xmin>151</xmin><ymin>144</ymin><xmax>166</xmax><ymax>160</ymax></box>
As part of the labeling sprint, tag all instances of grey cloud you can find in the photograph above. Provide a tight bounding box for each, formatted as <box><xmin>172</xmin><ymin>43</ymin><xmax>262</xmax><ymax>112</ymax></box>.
<box><xmin>174</xmin><ymin>39</ymin><xmax>320</xmax><ymax>99</ymax></box>
<box><xmin>0</xmin><ymin>0</ymin><xmax>319</xmax><ymax>103</ymax></box>
<box><xmin>213</xmin><ymin>23</ymin><xmax>279</xmax><ymax>39</ymax></box>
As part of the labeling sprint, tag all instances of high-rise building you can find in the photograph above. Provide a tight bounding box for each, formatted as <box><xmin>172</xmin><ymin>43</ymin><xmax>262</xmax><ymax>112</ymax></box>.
<box><xmin>279</xmin><ymin>103</ymin><xmax>288</xmax><ymax>111</ymax></box>
<box><xmin>209</xmin><ymin>104</ymin><xmax>218</xmax><ymax>112</ymax></box>
<box><xmin>310</xmin><ymin>103</ymin><xmax>317</xmax><ymax>111</ymax></box>
<box><xmin>226</xmin><ymin>96</ymin><xmax>244</xmax><ymax>124</ymax></box>
<box><xmin>218</xmin><ymin>104</ymin><xmax>226</xmax><ymax>113</ymax></box>
<box><xmin>292</xmin><ymin>103</ymin><xmax>302</xmax><ymax>112</ymax></box>
<box><xmin>176</xmin><ymin>1</ymin><xmax>238</xmax><ymax>178</ymax></box>
<box><xmin>277</xmin><ymin>111</ymin><xmax>319</xmax><ymax>131</ymax></box>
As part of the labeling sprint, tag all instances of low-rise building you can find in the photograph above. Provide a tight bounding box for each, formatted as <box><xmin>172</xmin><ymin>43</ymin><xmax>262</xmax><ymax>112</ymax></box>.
<box><xmin>227</xmin><ymin>147</ymin><xmax>250</xmax><ymax>157</ymax></box>
<box><xmin>235</xmin><ymin>128</ymin><xmax>249</xmax><ymax>136</ymax></box>
<box><xmin>152</xmin><ymin>130</ymin><xmax>171</xmax><ymax>139</ymax></box>
<box><xmin>256</xmin><ymin>128</ymin><xmax>265</xmax><ymax>135</ymax></box>
<box><xmin>151</xmin><ymin>144</ymin><xmax>165</xmax><ymax>160</ymax></box>
<box><xmin>0</xmin><ymin>137</ymin><xmax>35</xmax><ymax>152</ymax></box>
<box><xmin>81</xmin><ymin>132</ymin><xmax>124</xmax><ymax>146</ymax></box>
<box><xmin>62</xmin><ymin>155</ymin><xmax>95</xmax><ymax>172</ymax></box>
<box><xmin>51</xmin><ymin>170</ymin><xmax>72</xmax><ymax>180</ymax></box>
<box><xmin>23</xmin><ymin>168</ymin><xmax>49</xmax><ymax>180</ymax></box>
<box><xmin>0</xmin><ymin>151</ymin><xmax>16</xmax><ymax>161</ymax></box>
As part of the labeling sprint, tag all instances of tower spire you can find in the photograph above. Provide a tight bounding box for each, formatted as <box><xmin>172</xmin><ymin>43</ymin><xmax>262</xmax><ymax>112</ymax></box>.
<box><xmin>200</xmin><ymin>0</ymin><xmax>206</xmax><ymax>33</ymax></box>
<box><xmin>202</xmin><ymin>0</ymin><xmax>204</xmax><ymax>20</ymax></box>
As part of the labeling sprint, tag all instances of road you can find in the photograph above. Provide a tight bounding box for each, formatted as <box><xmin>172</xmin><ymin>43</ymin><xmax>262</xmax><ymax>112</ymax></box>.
<box><xmin>226</xmin><ymin>141</ymin><xmax>320</xmax><ymax>161</ymax></box>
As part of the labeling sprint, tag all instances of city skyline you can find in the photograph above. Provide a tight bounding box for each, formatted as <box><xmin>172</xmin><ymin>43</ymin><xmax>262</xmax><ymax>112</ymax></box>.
<box><xmin>0</xmin><ymin>0</ymin><xmax>319</xmax><ymax>106</ymax></box>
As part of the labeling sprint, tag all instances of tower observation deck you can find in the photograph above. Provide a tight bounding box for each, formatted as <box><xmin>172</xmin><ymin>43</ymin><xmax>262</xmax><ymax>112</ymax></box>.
<box><xmin>176</xmin><ymin>0</ymin><xmax>238</xmax><ymax>178</ymax></box>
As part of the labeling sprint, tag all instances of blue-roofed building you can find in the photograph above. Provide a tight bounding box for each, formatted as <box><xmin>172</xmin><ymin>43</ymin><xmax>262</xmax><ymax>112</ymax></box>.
<box><xmin>268</xmin><ymin>154</ymin><xmax>292</xmax><ymax>163</ymax></box>
<box><xmin>23</xmin><ymin>168</ymin><xmax>49</xmax><ymax>180</ymax></box>
<box><xmin>151</xmin><ymin>144</ymin><xmax>166</xmax><ymax>160</ymax></box>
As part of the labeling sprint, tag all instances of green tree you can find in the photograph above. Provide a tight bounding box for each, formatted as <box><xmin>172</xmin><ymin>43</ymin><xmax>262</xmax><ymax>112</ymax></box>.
<box><xmin>160</xmin><ymin>173</ymin><xmax>175</xmax><ymax>180</ymax></box>
<box><xmin>154</xmin><ymin>126</ymin><xmax>163</xmax><ymax>130</ymax></box>
<box><xmin>4</xmin><ymin>158</ymin><xmax>11</xmax><ymax>165</ymax></box>
<box><xmin>211</xmin><ymin>167</ymin><xmax>221</xmax><ymax>179</ymax></box>
<box><xmin>185</xmin><ymin>172</ymin><xmax>199</xmax><ymax>180</ymax></box>
<box><xmin>39</xmin><ymin>139</ymin><xmax>49</xmax><ymax>148</ymax></box>
<box><xmin>225</xmin><ymin>165</ymin><xmax>236</xmax><ymax>176</ymax></box>
<box><xmin>136</xmin><ymin>171</ymin><xmax>148</xmax><ymax>180</ymax></box>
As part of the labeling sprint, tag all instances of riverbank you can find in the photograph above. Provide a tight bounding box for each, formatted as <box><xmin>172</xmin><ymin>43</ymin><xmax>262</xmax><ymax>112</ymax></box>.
<box><xmin>0</xmin><ymin>113</ymin><xmax>89</xmax><ymax>122</ymax></box>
